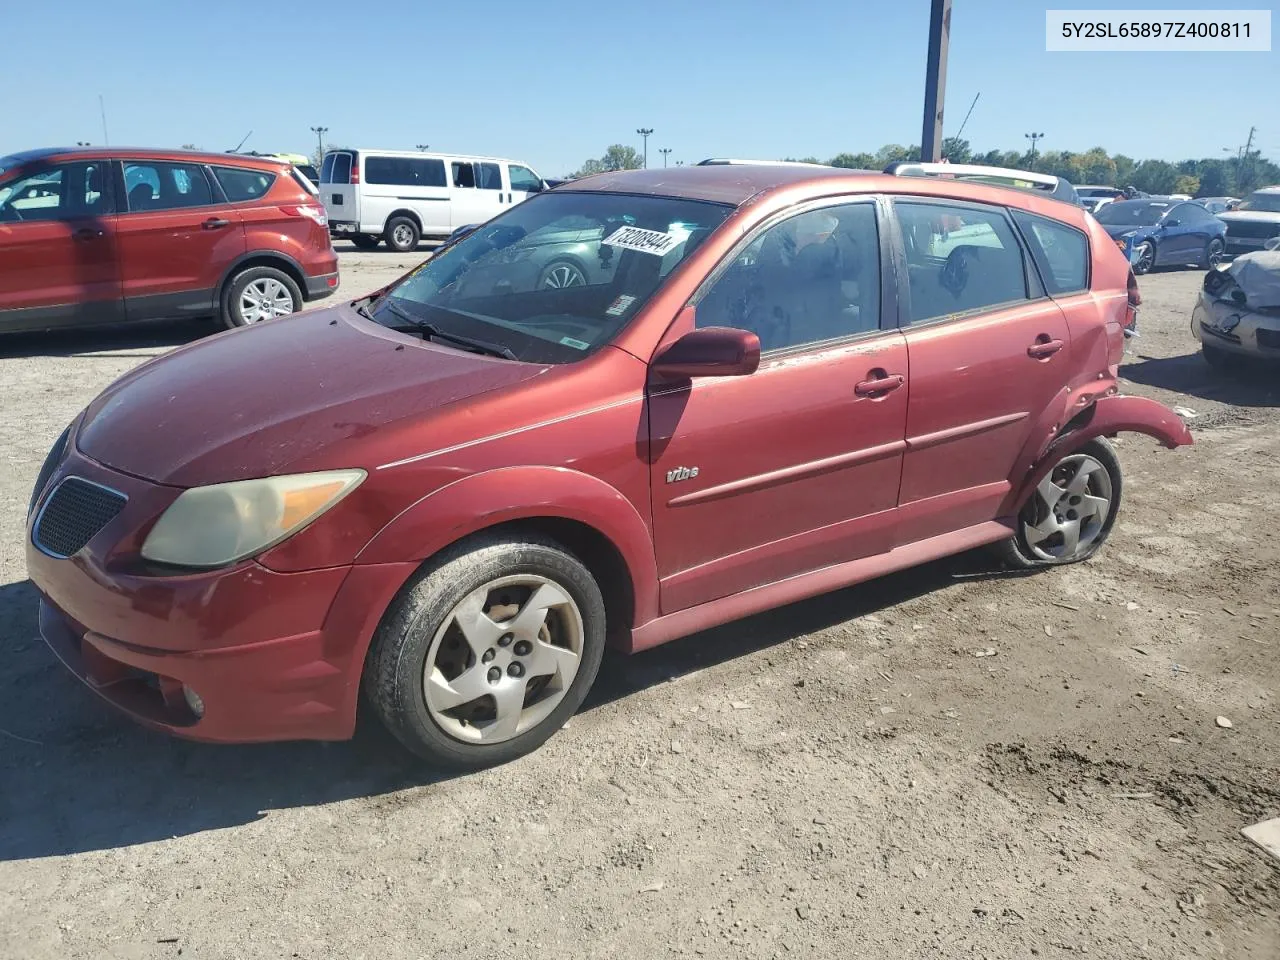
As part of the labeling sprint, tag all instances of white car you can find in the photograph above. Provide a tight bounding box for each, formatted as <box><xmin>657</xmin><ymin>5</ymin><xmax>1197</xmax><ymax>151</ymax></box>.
<box><xmin>320</xmin><ymin>148</ymin><xmax>547</xmax><ymax>252</ymax></box>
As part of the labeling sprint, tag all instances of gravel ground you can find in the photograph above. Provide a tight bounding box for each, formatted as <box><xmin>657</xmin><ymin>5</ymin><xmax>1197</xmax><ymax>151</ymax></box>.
<box><xmin>1</xmin><ymin>251</ymin><xmax>1277</xmax><ymax>960</ymax></box>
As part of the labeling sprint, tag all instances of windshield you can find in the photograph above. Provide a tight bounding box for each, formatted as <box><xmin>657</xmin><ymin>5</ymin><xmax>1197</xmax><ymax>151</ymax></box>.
<box><xmin>372</xmin><ymin>191</ymin><xmax>733</xmax><ymax>364</ymax></box>
<box><xmin>1237</xmin><ymin>191</ymin><xmax>1280</xmax><ymax>213</ymax></box>
<box><xmin>1094</xmin><ymin>200</ymin><xmax>1169</xmax><ymax>226</ymax></box>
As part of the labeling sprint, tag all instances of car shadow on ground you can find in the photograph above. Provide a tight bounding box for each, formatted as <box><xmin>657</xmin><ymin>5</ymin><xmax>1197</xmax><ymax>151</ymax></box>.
<box><xmin>0</xmin><ymin>319</ymin><xmax>210</xmax><ymax>359</ymax></box>
<box><xmin>0</xmin><ymin>549</ymin><xmax>1022</xmax><ymax>860</ymax></box>
<box><xmin>1121</xmin><ymin>350</ymin><xmax>1280</xmax><ymax>407</ymax></box>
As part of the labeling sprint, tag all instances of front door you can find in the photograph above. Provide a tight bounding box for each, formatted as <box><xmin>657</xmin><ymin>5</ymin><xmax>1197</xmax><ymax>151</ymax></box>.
<box><xmin>891</xmin><ymin>197</ymin><xmax>1072</xmax><ymax>544</ymax></box>
<box><xmin>114</xmin><ymin>159</ymin><xmax>246</xmax><ymax>321</ymax></box>
<box><xmin>0</xmin><ymin>159</ymin><xmax>123</xmax><ymax>330</ymax></box>
<box><xmin>507</xmin><ymin>163</ymin><xmax>544</xmax><ymax>207</ymax></box>
<box><xmin>648</xmin><ymin>199</ymin><xmax>908</xmax><ymax>613</ymax></box>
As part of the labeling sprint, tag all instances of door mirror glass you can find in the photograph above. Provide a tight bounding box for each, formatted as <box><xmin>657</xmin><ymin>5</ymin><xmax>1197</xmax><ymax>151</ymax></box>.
<box><xmin>652</xmin><ymin>324</ymin><xmax>761</xmax><ymax>379</ymax></box>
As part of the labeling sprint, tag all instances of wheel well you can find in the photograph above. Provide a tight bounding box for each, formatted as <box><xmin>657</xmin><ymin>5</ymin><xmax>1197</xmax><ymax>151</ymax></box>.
<box><xmin>385</xmin><ymin>209</ymin><xmax>423</xmax><ymax>234</ymax></box>
<box><xmin>448</xmin><ymin>517</ymin><xmax>636</xmax><ymax>649</ymax></box>
<box><xmin>220</xmin><ymin>255</ymin><xmax>306</xmax><ymax>304</ymax></box>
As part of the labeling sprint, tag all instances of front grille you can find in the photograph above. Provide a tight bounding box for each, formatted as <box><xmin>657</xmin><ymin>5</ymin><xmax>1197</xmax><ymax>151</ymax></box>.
<box><xmin>34</xmin><ymin>477</ymin><xmax>127</xmax><ymax>558</ymax></box>
<box><xmin>1225</xmin><ymin>221</ymin><xmax>1280</xmax><ymax>240</ymax></box>
<box><xmin>1258</xmin><ymin>327</ymin><xmax>1280</xmax><ymax>350</ymax></box>
<box><xmin>1200</xmin><ymin>325</ymin><xmax>1242</xmax><ymax>345</ymax></box>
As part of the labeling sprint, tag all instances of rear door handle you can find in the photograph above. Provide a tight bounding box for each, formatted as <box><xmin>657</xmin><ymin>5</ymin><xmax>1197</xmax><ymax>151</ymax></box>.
<box><xmin>854</xmin><ymin>373</ymin><xmax>905</xmax><ymax>397</ymax></box>
<box><xmin>202</xmin><ymin>217</ymin><xmax>231</xmax><ymax>230</ymax></box>
<box><xmin>1027</xmin><ymin>338</ymin><xmax>1064</xmax><ymax>359</ymax></box>
<box><xmin>72</xmin><ymin>228</ymin><xmax>104</xmax><ymax>241</ymax></box>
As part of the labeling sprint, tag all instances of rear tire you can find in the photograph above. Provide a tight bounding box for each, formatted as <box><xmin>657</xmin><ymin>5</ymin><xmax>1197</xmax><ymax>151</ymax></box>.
<box><xmin>364</xmin><ymin>532</ymin><xmax>607</xmax><ymax>770</ymax></box>
<box><xmin>993</xmin><ymin>438</ymin><xmax>1122</xmax><ymax>569</ymax></box>
<box><xmin>220</xmin><ymin>266</ymin><xmax>302</xmax><ymax>330</ymax></box>
<box><xmin>351</xmin><ymin>234</ymin><xmax>381</xmax><ymax>251</ymax></box>
<box><xmin>384</xmin><ymin>217</ymin><xmax>420</xmax><ymax>253</ymax></box>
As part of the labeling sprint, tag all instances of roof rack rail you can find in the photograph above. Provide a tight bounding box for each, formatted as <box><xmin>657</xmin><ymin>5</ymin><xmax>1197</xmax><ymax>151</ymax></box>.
<box><xmin>696</xmin><ymin>158</ymin><xmax>829</xmax><ymax>167</ymax></box>
<box><xmin>884</xmin><ymin>161</ymin><xmax>1079</xmax><ymax>205</ymax></box>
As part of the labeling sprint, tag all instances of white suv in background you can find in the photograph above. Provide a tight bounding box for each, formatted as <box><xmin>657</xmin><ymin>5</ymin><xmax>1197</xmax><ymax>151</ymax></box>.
<box><xmin>320</xmin><ymin>149</ymin><xmax>547</xmax><ymax>251</ymax></box>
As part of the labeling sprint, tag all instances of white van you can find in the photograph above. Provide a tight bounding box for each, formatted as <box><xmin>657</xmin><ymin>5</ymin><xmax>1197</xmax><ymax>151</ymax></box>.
<box><xmin>320</xmin><ymin>148</ymin><xmax>547</xmax><ymax>251</ymax></box>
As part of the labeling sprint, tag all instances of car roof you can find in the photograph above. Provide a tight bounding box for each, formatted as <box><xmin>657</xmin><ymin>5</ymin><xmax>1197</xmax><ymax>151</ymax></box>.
<box><xmin>1</xmin><ymin>146</ymin><xmax>285</xmax><ymax>171</ymax></box>
<box><xmin>327</xmin><ymin>147</ymin><xmax>527</xmax><ymax>164</ymax></box>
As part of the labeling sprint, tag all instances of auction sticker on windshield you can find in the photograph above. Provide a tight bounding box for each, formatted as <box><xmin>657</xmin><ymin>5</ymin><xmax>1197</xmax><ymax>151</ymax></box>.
<box><xmin>603</xmin><ymin>226</ymin><xmax>683</xmax><ymax>257</ymax></box>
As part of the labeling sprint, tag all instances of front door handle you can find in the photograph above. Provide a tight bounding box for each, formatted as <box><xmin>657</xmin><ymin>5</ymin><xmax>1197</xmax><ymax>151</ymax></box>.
<box><xmin>72</xmin><ymin>228</ymin><xmax>104</xmax><ymax>241</ymax></box>
<box><xmin>1027</xmin><ymin>337</ymin><xmax>1064</xmax><ymax>359</ymax></box>
<box><xmin>854</xmin><ymin>372</ymin><xmax>905</xmax><ymax>397</ymax></box>
<box><xmin>202</xmin><ymin>217</ymin><xmax>231</xmax><ymax>230</ymax></box>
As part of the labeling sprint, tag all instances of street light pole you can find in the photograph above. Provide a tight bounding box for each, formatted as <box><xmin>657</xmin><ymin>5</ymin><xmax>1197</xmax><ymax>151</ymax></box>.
<box><xmin>310</xmin><ymin>125</ymin><xmax>329</xmax><ymax>163</ymax></box>
<box><xmin>636</xmin><ymin>127</ymin><xmax>654</xmax><ymax>168</ymax></box>
<box><xmin>1024</xmin><ymin>132</ymin><xmax>1044</xmax><ymax>169</ymax></box>
<box><xmin>416</xmin><ymin>144</ymin><xmax>430</xmax><ymax>152</ymax></box>
<box><xmin>659</xmin><ymin>147</ymin><xmax>672</xmax><ymax>168</ymax></box>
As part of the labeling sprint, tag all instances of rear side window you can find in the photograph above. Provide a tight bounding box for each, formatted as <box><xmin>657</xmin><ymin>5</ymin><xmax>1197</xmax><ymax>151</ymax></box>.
<box><xmin>894</xmin><ymin>200</ymin><xmax>1028</xmax><ymax>323</ymax></box>
<box><xmin>364</xmin><ymin>156</ymin><xmax>447</xmax><ymax>187</ymax></box>
<box><xmin>1012</xmin><ymin>210</ymin><xmax>1089</xmax><ymax>295</ymax></box>
<box><xmin>452</xmin><ymin>161</ymin><xmax>476</xmax><ymax>189</ymax></box>
<box><xmin>123</xmin><ymin>161</ymin><xmax>213</xmax><ymax>212</ymax></box>
<box><xmin>214</xmin><ymin>167</ymin><xmax>276</xmax><ymax>202</ymax></box>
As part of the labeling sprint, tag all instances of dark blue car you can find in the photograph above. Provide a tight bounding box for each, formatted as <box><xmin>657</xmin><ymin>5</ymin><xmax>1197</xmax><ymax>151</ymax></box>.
<box><xmin>1093</xmin><ymin>199</ymin><xmax>1227</xmax><ymax>275</ymax></box>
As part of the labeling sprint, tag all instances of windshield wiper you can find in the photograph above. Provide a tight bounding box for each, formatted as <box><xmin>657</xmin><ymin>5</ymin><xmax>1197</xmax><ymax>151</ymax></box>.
<box><xmin>376</xmin><ymin>298</ymin><xmax>518</xmax><ymax>360</ymax></box>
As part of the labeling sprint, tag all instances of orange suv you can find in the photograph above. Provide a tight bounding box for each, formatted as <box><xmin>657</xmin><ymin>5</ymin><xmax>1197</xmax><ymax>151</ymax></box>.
<box><xmin>0</xmin><ymin>147</ymin><xmax>339</xmax><ymax>333</ymax></box>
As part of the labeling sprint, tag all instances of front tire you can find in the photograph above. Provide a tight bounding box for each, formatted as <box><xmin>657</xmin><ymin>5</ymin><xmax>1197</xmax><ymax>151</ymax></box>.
<box><xmin>1200</xmin><ymin>237</ymin><xmax>1225</xmax><ymax>269</ymax></box>
<box><xmin>384</xmin><ymin>216</ymin><xmax>420</xmax><ymax>253</ymax></box>
<box><xmin>365</xmin><ymin>532</ymin><xmax>607</xmax><ymax>769</ymax></box>
<box><xmin>994</xmin><ymin>438</ymin><xmax>1122</xmax><ymax>569</ymax></box>
<box><xmin>1132</xmin><ymin>241</ymin><xmax>1156</xmax><ymax>275</ymax></box>
<box><xmin>220</xmin><ymin>266</ymin><xmax>302</xmax><ymax>329</ymax></box>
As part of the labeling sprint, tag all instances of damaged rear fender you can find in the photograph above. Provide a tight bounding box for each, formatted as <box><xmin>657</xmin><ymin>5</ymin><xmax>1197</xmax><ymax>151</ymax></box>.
<box><xmin>1002</xmin><ymin>395</ymin><xmax>1192</xmax><ymax>515</ymax></box>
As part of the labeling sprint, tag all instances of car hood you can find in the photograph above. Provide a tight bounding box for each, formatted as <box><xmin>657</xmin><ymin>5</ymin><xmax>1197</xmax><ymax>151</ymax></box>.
<box><xmin>1219</xmin><ymin>211</ymin><xmax>1280</xmax><ymax>224</ymax></box>
<box><xmin>77</xmin><ymin>305</ymin><xmax>549</xmax><ymax>486</ymax></box>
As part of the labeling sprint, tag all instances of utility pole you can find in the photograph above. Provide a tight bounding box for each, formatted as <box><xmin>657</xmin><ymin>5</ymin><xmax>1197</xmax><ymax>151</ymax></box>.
<box><xmin>1024</xmin><ymin>132</ymin><xmax>1044</xmax><ymax>169</ymax></box>
<box><xmin>311</xmin><ymin>126</ymin><xmax>329</xmax><ymax>162</ymax></box>
<box><xmin>659</xmin><ymin>147</ymin><xmax>672</xmax><ymax>168</ymax></box>
<box><xmin>416</xmin><ymin>144</ymin><xmax>430</xmax><ymax>152</ymax></box>
<box><xmin>636</xmin><ymin>127</ymin><xmax>654</xmax><ymax>168</ymax></box>
<box><xmin>920</xmin><ymin>0</ymin><xmax>951</xmax><ymax>162</ymax></box>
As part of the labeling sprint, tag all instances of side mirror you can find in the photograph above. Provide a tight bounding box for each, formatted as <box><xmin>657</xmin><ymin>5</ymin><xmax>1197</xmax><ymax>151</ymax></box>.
<box><xmin>651</xmin><ymin>326</ymin><xmax>761</xmax><ymax>379</ymax></box>
<box><xmin>1163</xmin><ymin>218</ymin><xmax>1180</xmax><ymax>227</ymax></box>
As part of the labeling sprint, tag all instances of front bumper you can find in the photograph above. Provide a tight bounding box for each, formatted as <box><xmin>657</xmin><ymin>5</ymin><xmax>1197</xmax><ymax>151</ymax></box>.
<box><xmin>305</xmin><ymin>271</ymin><xmax>340</xmax><ymax>301</ymax></box>
<box><xmin>26</xmin><ymin>448</ymin><xmax>417</xmax><ymax>742</ymax></box>
<box><xmin>1192</xmin><ymin>298</ymin><xmax>1280</xmax><ymax>359</ymax></box>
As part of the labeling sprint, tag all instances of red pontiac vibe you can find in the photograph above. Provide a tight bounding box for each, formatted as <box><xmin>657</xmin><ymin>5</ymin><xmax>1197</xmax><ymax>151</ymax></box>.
<box><xmin>26</xmin><ymin>165</ymin><xmax>1192</xmax><ymax>768</ymax></box>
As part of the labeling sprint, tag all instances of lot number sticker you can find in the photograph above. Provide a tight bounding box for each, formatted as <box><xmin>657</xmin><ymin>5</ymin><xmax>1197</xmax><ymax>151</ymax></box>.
<box><xmin>603</xmin><ymin>226</ymin><xmax>682</xmax><ymax>257</ymax></box>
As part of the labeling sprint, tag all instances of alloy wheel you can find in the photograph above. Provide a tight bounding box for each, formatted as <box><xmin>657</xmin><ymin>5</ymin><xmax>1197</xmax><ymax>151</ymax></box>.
<box><xmin>1021</xmin><ymin>453</ymin><xmax>1114</xmax><ymax>562</ymax></box>
<box><xmin>1207</xmin><ymin>239</ymin><xmax>1225</xmax><ymax>268</ymax></box>
<box><xmin>238</xmin><ymin>278</ymin><xmax>295</xmax><ymax>324</ymax></box>
<box><xmin>541</xmin><ymin>263</ymin><xmax>587</xmax><ymax>289</ymax></box>
<box><xmin>392</xmin><ymin>223</ymin><xmax>415</xmax><ymax>249</ymax></box>
<box><xmin>1134</xmin><ymin>242</ymin><xmax>1155</xmax><ymax>274</ymax></box>
<box><xmin>423</xmin><ymin>574</ymin><xmax>584</xmax><ymax>744</ymax></box>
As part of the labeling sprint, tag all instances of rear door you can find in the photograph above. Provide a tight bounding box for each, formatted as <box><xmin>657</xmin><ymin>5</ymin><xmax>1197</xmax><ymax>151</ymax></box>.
<box><xmin>891</xmin><ymin>197</ymin><xmax>1072</xmax><ymax>545</ymax></box>
<box><xmin>114</xmin><ymin>158</ymin><xmax>246</xmax><ymax>321</ymax></box>
<box><xmin>0</xmin><ymin>159</ymin><xmax>123</xmax><ymax>330</ymax></box>
<box><xmin>320</xmin><ymin>150</ymin><xmax>358</xmax><ymax>233</ymax></box>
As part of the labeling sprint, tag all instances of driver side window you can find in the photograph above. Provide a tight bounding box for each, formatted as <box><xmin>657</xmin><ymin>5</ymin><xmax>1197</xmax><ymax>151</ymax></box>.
<box><xmin>694</xmin><ymin>202</ymin><xmax>881</xmax><ymax>352</ymax></box>
<box><xmin>0</xmin><ymin>163</ymin><xmax>111</xmax><ymax>222</ymax></box>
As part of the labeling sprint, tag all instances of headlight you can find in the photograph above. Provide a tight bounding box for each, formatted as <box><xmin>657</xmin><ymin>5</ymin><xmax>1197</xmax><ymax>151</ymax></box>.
<box><xmin>29</xmin><ymin>424</ymin><xmax>71</xmax><ymax>517</ymax></box>
<box><xmin>140</xmin><ymin>469</ymin><xmax>365</xmax><ymax>568</ymax></box>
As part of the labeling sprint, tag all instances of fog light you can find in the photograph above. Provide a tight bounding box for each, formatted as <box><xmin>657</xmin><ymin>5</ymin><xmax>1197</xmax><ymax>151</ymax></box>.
<box><xmin>182</xmin><ymin>685</ymin><xmax>205</xmax><ymax>719</ymax></box>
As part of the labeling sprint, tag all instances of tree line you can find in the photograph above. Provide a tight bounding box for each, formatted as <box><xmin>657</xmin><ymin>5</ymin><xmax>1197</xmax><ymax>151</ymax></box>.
<box><xmin>570</xmin><ymin>140</ymin><xmax>1278</xmax><ymax>197</ymax></box>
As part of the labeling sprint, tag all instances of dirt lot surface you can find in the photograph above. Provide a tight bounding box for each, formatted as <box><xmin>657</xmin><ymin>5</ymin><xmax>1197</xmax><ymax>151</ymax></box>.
<box><xmin>1</xmin><ymin>251</ymin><xmax>1277</xmax><ymax>960</ymax></box>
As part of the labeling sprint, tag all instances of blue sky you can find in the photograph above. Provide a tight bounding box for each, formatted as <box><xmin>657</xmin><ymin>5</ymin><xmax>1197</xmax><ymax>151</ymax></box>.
<box><xmin>3</xmin><ymin>0</ymin><xmax>1275</xmax><ymax>176</ymax></box>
